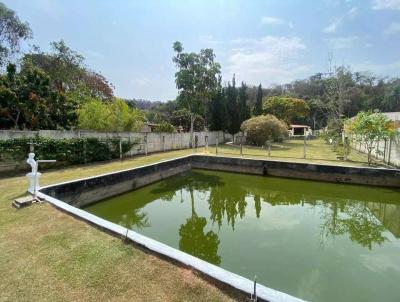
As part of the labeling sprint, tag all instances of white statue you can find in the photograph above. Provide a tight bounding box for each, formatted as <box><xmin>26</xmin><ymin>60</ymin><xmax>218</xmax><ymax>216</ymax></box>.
<box><xmin>26</xmin><ymin>152</ymin><xmax>41</xmax><ymax>194</ymax></box>
<box><xmin>27</xmin><ymin>152</ymin><xmax>38</xmax><ymax>174</ymax></box>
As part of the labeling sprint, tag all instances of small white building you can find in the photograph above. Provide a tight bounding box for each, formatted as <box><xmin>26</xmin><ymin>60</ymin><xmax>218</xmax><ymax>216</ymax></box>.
<box><xmin>288</xmin><ymin>124</ymin><xmax>312</xmax><ymax>137</ymax></box>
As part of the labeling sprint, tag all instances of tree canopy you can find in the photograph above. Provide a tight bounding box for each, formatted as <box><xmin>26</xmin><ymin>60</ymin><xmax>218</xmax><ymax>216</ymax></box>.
<box><xmin>263</xmin><ymin>96</ymin><xmax>309</xmax><ymax>124</ymax></box>
<box><xmin>0</xmin><ymin>3</ymin><xmax>32</xmax><ymax>65</ymax></box>
<box><xmin>346</xmin><ymin>111</ymin><xmax>396</xmax><ymax>164</ymax></box>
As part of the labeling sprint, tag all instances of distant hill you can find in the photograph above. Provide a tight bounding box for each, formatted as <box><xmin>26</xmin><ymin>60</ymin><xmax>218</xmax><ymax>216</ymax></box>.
<box><xmin>124</xmin><ymin>99</ymin><xmax>161</xmax><ymax>110</ymax></box>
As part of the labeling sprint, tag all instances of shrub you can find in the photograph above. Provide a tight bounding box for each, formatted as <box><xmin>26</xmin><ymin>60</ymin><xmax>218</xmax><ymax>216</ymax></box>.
<box><xmin>78</xmin><ymin>98</ymin><xmax>144</xmax><ymax>131</ymax></box>
<box><xmin>0</xmin><ymin>137</ymin><xmax>139</xmax><ymax>168</ymax></box>
<box><xmin>154</xmin><ymin>121</ymin><xmax>176</xmax><ymax>133</ymax></box>
<box><xmin>240</xmin><ymin>114</ymin><xmax>288</xmax><ymax>146</ymax></box>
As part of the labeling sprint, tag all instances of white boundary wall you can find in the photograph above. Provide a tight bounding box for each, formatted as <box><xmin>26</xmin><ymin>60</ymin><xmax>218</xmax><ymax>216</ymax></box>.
<box><xmin>0</xmin><ymin>130</ymin><xmax>227</xmax><ymax>172</ymax></box>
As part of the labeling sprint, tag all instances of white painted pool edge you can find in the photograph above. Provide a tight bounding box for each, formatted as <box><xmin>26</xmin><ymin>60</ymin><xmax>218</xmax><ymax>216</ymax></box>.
<box><xmin>37</xmin><ymin>191</ymin><xmax>307</xmax><ymax>302</ymax></box>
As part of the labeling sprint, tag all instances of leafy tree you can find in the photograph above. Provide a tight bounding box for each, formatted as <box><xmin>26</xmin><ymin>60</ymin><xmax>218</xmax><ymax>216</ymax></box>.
<box><xmin>263</xmin><ymin>96</ymin><xmax>309</xmax><ymax>124</ymax></box>
<box><xmin>241</xmin><ymin>114</ymin><xmax>288</xmax><ymax>146</ymax></box>
<box><xmin>154</xmin><ymin>121</ymin><xmax>175</xmax><ymax>133</ymax></box>
<box><xmin>169</xmin><ymin>108</ymin><xmax>205</xmax><ymax>132</ymax></box>
<box><xmin>172</xmin><ymin>41</ymin><xmax>221</xmax><ymax>146</ymax></box>
<box><xmin>253</xmin><ymin>84</ymin><xmax>263</xmax><ymax>116</ymax></box>
<box><xmin>0</xmin><ymin>3</ymin><xmax>32</xmax><ymax>65</ymax></box>
<box><xmin>0</xmin><ymin>63</ymin><xmax>76</xmax><ymax>130</ymax></box>
<box><xmin>347</xmin><ymin>111</ymin><xmax>396</xmax><ymax>164</ymax></box>
<box><xmin>78</xmin><ymin>98</ymin><xmax>143</xmax><ymax>131</ymax></box>
<box><xmin>22</xmin><ymin>40</ymin><xmax>114</xmax><ymax>100</ymax></box>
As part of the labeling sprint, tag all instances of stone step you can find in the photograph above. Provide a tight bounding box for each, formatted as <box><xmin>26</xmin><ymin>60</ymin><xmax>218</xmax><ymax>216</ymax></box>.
<box><xmin>12</xmin><ymin>196</ymin><xmax>35</xmax><ymax>209</ymax></box>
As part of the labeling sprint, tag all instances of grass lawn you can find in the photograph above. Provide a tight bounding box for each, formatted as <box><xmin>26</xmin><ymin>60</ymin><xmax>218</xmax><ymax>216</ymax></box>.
<box><xmin>213</xmin><ymin>138</ymin><xmax>380</xmax><ymax>167</ymax></box>
<box><xmin>0</xmin><ymin>141</ymin><xmax>383</xmax><ymax>302</ymax></box>
<box><xmin>0</xmin><ymin>149</ymin><xmax>245</xmax><ymax>302</ymax></box>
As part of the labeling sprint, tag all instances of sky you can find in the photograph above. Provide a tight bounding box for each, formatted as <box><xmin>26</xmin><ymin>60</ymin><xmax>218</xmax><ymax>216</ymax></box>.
<box><xmin>5</xmin><ymin>0</ymin><xmax>400</xmax><ymax>102</ymax></box>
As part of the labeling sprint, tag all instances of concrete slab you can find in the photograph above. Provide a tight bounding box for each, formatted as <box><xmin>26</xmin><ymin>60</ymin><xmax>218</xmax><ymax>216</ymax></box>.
<box><xmin>13</xmin><ymin>195</ymin><xmax>34</xmax><ymax>208</ymax></box>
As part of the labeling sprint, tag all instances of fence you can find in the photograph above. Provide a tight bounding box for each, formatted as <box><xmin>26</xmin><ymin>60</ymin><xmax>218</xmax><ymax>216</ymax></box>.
<box><xmin>0</xmin><ymin>130</ymin><xmax>227</xmax><ymax>173</ymax></box>
<box><xmin>349</xmin><ymin>134</ymin><xmax>400</xmax><ymax>168</ymax></box>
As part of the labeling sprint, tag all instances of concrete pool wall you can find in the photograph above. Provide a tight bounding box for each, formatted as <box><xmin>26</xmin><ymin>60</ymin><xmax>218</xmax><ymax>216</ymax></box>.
<box><xmin>38</xmin><ymin>155</ymin><xmax>400</xmax><ymax>302</ymax></box>
<box><xmin>41</xmin><ymin>155</ymin><xmax>400</xmax><ymax>209</ymax></box>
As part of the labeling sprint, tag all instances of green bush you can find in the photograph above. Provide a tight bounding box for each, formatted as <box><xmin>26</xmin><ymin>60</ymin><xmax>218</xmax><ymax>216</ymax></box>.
<box><xmin>0</xmin><ymin>137</ymin><xmax>139</xmax><ymax>168</ymax></box>
<box><xmin>154</xmin><ymin>121</ymin><xmax>176</xmax><ymax>133</ymax></box>
<box><xmin>241</xmin><ymin>114</ymin><xmax>288</xmax><ymax>146</ymax></box>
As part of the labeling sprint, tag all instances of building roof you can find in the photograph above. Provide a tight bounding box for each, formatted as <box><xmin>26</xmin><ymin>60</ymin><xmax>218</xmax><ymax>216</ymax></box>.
<box><xmin>290</xmin><ymin>124</ymin><xmax>310</xmax><ymax>128</ymax></box>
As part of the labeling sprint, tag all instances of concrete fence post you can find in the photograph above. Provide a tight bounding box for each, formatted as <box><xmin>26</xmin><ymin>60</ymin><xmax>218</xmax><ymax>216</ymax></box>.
<box><xmin>205</xmin><ymin>135</ymin><xmax>208</xmax><ymax>151</ymax></box>
<box><xmin>144</xmin><ymin>134</ymin><xmax>148</xmax><ymax>156</ymax></box>
<box><xmin>388</xmin><ymin>138</ymin><xmax>392</xmax><ymax>165</ymax></box>
<box><xmin>240</xmin><ymin>134</ymin><xmax>243</xmax><ymax>156</ymax></box>
<box><xmin>162</xmin><ymin>135</ymin><xmax>165</xmax><ymax>152</ymax></box>
<box><xmin>119</xmin><ymin>138</ymin><xmax>122</xmax><ymax>160</ymax></box>
<box><xmin>383</xmin><ymin>139</ymin><xmax>387</xmax><ymax>163</ymax></box>
<box><xmin>216</xmin><ymin>136</ymin><xmax>218</xmax><ymax>155</ymax></box>
<box><xmin>83</xmin><ymin>140</ymin><xmax>87</xmax><ymax>164</ymax></box>
<box><xmin>303</xmin><ymin>136</ymin><xmax>307</xmax><ymax>159</ymax></box>
<box><xmin>268</xmin><ymin>139</ymin><xmax>271</xmax><ymax>157</ymax></box>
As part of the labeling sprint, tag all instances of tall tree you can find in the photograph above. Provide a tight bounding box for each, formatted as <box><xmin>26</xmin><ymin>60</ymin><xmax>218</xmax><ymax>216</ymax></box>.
<box><xmin>208</xmin><ymin>75</ymin><xmax>225</xmax><ymax>131</ymax></box>
<box><xmin>0</xmin><ymin>3</ymin><xmax>32</xmax><ymax>66</ymax></box>
<box><xmin>238</xmin><ymin>81</ymin><xmax>250</xmax><ymax>124</ymax></box>
<box><xmin>225</xmin><ymin>74</ymin><xmax>240</xmax><ymax>136</ymax></box>
<box><xmin>253</xmin><ymin>84</ymin><xmax>263</xmax><ymax>116</ymax></box>
<box><xmin>172</xmin><ymin>41</ymin><xmax>221</xmax><ymax>146</ymax></box>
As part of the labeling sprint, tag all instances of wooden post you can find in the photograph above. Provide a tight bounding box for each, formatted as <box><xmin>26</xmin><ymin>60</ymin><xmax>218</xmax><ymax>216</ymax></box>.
<box><xmin>205</xmin><ymin>135</ymin><xmax>208</xmax><ymax>150</ymax></box>
<box><xmin>303</xmin><ymin>136</ymin><xmax>307</xmax><ymax>159</ymax></box>
<box><xmin>388</xmin><ymin>138</ymin><xmax>392</xmax><ymax>165</ymax></box>
<box><xmin>216</xmin><ymin>136</ymin><xmax>218</xmax><ymax>155</ymax></box>
<box><xmin>162</xmin><ymin>135</ymin><xmax>165</xmax><ymax>152</ymax></box>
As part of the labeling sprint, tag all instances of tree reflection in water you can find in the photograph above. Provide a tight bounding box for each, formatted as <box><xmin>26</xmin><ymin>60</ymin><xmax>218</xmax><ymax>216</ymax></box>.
<box><xmin>152</xmin><ymin>171</ymin><xmax>223</xmax><ymax>264</ymax></box>
<box><xmin>320</xmin><ymin>201</ymin><xmax>388</xmax><ymax>249</ymax></box>
<box><xmin>119</xmin><ymin>209</ymin><xmax>150</xmax><ymax>230</ymax></box>
<box><xmin>152</xmin><ymin>170</ymin><xmax>396</xmax><ymax>259</ymax></box>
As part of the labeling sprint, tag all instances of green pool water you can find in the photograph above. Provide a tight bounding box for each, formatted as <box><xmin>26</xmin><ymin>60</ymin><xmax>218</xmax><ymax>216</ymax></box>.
<box><xmin>84</xmin><ymin>169</ymin><xmax>400</xmax><ymax>302</ymax></box>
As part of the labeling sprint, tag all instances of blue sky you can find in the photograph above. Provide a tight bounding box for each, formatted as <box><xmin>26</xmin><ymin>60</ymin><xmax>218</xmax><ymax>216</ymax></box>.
<box><xmin>5</xmin><ymin>0</ymin><xmax>400</xmax><ymax>101</ymax></box>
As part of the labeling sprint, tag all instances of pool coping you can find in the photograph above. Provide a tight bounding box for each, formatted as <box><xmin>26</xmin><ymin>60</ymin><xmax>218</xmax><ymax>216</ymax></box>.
<box><xmin>37</xmin><ymin>154</ymin><xmax>400</xmax><ymax>302</ymax></box>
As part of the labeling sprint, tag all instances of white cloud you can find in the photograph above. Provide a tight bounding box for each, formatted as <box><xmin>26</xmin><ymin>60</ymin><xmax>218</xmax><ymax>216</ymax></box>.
<box><xmin>261</xmin><ymin>16</ymin><xmax>285</xmax><ymax>25</ymax></box>
<box><xmin>261</xmin><ymin>16</ymin><xmax>294</xmax><ymax>28</ymax></box>
<box><xmin>327</xmin><ymin>36</ymin><xmax>359</xmax><ymax>49</ymax></box>
<box><xmin>323</xmin><ymin>17</ymin><xmax>344</xmax><ymax>33</ymax></box>
<box><xmin>323</xmin><ymin>6</ymin><xmax>358</xmax><ymax>33</ymax></box>
<box><xmin>372</xmin><ymin>0</ymin><xmax>400</xmax><ymax>10</ymax></box>
<box><xmin>347</xmin><ymin>6</ymin><xmax>359</xmax><ymax>18</ymax></box>
<box><xmin>384</xmin><ymin>22</ymin><xmax>400</xmax><ymax>35</ymax></box>
<box><xmin>223</xmin><ymin>36</ymin><xmax>310</xmax><ymax>86</ymax></box>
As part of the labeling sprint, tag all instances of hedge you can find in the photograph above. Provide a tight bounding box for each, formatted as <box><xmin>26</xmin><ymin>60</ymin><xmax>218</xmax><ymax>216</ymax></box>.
<box><xmin>0</xmin><ymin>137</ymin><xmax>140</xmax><ymax>168</ymax></box>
